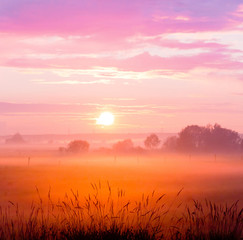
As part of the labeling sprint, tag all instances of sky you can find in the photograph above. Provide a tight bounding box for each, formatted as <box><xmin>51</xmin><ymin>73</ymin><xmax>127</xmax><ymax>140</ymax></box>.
<box><xmin>1</xmin><ymin>0</ymin><xmax>243</xmax><ymax>134</ymax></box>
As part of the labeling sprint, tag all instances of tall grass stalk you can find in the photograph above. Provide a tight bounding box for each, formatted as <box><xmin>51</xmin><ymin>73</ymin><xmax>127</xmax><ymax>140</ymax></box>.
<box><xmin>0</xmin><ymin>183</ymin><xmax>242</xmax><ymax>240</ymax></box>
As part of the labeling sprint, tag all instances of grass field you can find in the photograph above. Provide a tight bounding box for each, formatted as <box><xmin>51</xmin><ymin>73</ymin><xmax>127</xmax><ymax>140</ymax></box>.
<box><xmin>0</xmin><ymin>151</ymin><xmax>242</xmax><ymax>239</ymax></box>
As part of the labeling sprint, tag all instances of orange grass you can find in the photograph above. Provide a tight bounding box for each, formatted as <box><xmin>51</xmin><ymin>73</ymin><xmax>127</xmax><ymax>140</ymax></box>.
<box><xmin>0</xmin><ymin>183</ymin><xmax>242</xmax><ymax>240</ymax></box>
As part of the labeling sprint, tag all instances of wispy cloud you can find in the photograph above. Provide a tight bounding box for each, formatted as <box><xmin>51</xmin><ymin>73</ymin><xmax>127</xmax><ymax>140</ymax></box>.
<box><xmin>1</xmin><ymin>1</ymin><xmax>243</xmax><ymax>133</ymax></box>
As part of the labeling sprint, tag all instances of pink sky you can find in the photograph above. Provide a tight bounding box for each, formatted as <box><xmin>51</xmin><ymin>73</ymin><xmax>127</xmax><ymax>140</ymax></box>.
<box><xmin>1</xmin><ymin>0</ymin><xmax>243</xmax><ymax>134</ymax></box>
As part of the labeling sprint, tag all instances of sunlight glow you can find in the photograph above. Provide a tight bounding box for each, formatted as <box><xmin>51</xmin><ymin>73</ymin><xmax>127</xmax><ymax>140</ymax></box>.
<box><xmin>96</xmin><ymin>112</ymin><xmax>114</xmax><ymax>126</ymax></box>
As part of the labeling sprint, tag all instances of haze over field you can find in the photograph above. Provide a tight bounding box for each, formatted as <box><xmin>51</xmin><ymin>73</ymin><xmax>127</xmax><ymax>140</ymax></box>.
<box><xmin>0</xmin><ymin>155</ymin><xmax>242</xmax><ymax>205</ymax></box>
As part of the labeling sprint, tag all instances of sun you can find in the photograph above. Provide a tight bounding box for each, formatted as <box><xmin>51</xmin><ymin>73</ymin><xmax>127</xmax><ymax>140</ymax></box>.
<box><xmin>96</xmin><ymin>112</ymin><xmax>114</xmax><ymax>126</ymax></box>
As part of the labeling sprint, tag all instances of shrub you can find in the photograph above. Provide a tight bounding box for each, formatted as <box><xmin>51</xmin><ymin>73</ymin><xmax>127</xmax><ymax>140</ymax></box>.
<box><xmin>66</xmin><ymin>140</ymin><xmax>89</xmax><ymax>153</ymax></box>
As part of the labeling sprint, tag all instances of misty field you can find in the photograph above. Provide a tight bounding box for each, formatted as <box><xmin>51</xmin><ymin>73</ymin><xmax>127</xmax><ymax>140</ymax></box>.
<box><xmin>0</xmin><ymin>151</ymin><xmax>242</xmax><ymax>239</ymax></box>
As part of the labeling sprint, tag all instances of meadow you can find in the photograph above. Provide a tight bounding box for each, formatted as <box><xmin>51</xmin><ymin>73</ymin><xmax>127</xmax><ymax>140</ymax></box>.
<box><xmin>0</xmin><ymin>150</ymin><xmax>242</xmax><ymax>239</ymax></box>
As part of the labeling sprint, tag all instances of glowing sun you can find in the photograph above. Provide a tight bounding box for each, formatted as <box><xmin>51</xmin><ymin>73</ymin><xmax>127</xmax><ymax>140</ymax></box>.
<box><xmin>96</xmin><ymin>112</ymin><xmax>114</xmax><ymax>126</ymax></box>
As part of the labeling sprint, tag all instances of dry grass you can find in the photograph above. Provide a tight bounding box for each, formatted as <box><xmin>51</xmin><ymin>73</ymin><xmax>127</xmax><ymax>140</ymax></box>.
<box><xmin>0</xmin><ymin>183</ymin><xmax>242</xmax><ymax>240</ymax></box>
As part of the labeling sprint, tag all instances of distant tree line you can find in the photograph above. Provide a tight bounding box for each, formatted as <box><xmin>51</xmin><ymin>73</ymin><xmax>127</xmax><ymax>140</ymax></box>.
<box><xmin>58</xmin><ymin>123</ymin><xmax>243</xmax><ymax>154</ymax></box>
<box><xmin>104</xmin><ymin>124</ymin><xmax>243</xmax><ymax>153</ymax></box>
<box><xmin>163</xmin><ymin>124</ymin><xmax>243</xmax><ymax>153</ymax></box>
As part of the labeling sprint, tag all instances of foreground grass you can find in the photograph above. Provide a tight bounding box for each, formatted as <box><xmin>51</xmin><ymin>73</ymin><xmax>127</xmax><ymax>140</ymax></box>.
<box><xmin>0</xmin><ymin>183</ymin><xmax>242</xmax><ymax>240</ymax></box>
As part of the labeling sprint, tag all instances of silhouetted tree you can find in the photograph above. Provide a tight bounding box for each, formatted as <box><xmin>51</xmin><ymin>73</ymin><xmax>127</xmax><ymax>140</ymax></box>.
<box><xmin>144</xmin><ymin>134</ymin><xmax>160</xmax><ymax>149</ymax></box>
<box><xmin>206</xmin><ymin>124</ymin><xmax>242</xmax><ymax>152</ymax></box>
<box><xmin>112</xmin><ymin>139</ymin><xmax>134</xmax><ymax>153</ymax></box>
<box><xmin>67</xmin><ymin>140</ymin><xmax>89</xmax><ymax>153</ymax></box>
<box><xmin>177</xmin><ymin>125</ymin><xmax>207</xmax><ymax>151</ymax></box>
<box><xmin>164</xmin><ymin>124</ymin><xmax>242</xmax><ymax>153</ymax></box>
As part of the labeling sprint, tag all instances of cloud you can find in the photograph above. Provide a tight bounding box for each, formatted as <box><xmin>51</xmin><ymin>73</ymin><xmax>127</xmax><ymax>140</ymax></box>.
<box><xmin>0</xmin><ymin>28</ymin><xmax>242</xmax><ymax>79</ymax></box>
<box><xmin>31</xmin><ymin>79</ymin><xmax>112</xmax><ymax>85</ymax></box>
